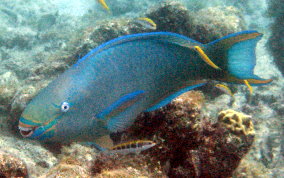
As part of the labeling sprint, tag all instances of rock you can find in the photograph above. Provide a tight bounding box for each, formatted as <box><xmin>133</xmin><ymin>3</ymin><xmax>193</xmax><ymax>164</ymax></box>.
<box><xmin>233</xmin><ymin>157</ymin><xmax>271</xmax><ymax>177</ymax></box>
<box><xmin>267</xmin><ymin>0</ymin><xmax>284</xmax><ymax>75</ymax></box>
<box><xmin>147</xmin><ymin>2</ymin><xmax>244</xmax><ymax>43</ymax></box>
<box><xmin>37</xmin><ymin>13</ymin><xmax>57</xmax><ymax>31</ymax></box>
<box><xmin>0</xmin><ymin>150</ymin><xmax>28</xmax><ymax>178</ymax></box>
<box><xmin>0</xmin><ymin>72</ymin><xmax>19</xmax><ymax>110</ymax></box>
<box><xmin>194</xmin><ymin>6</ymin><xmax>245</xmax><ymax>42</ymax></box>
<box><xmin>40</xmin><ymin>162</ymin><xmax>90</xmax><ymax>178</ymax></box>
<box><xmin>92</xmin><ymin>154</ymin><xmax>164</xmax><ymax>177</ymax></box>
<box><xmin>41</xmin><ymin>143</ymin><xmax>96</xmax><ymax>177</ymax></box>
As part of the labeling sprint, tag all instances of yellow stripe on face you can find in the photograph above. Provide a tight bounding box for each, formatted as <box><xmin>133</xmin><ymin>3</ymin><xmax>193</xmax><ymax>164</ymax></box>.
<box><xmin>244</xmin><ymin>80</ymin><xmax>253</xmax><ymax>94</ymax></box>
<box><xmin>194</xmin><ymin>46</ymin><xmax>221</xmax><ymax>70</ymax></box>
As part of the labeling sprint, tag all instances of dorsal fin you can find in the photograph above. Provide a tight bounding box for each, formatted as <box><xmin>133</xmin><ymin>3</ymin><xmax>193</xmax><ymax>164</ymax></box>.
<box><xmin>76</xmin><ymin>32</ymin><xmax>202</xmax><ymax>65</ymax></box>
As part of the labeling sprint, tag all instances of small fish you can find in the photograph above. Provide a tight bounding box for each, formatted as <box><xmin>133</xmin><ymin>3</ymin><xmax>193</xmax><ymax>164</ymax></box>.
<box><xmin>97</xmin><ymin>0</ymin><xmax>110</xmax><ymax>11</ymax></box>
<box><xmin>244</xmin><ymin>80</ymin><xmax>253</xmax><ymax>94</ymax></box>
<box><xmin>135</xmin><ymin>17</ymin><xmax>157</xmax><ymax>30</ymax></box>
<box><xmin>194</xmin><ymin>46</ymin><xmax>221</xmax><ymax>70</ymax></box>
<box><xmin>215</xmin><ymin>84</ymin><xmax>234</xmax><ymax>97</ymax></box>
<box><xmin>106</xmin><ymin>140</ymin><xmax>156</xmax><ymax>155</ymax></box>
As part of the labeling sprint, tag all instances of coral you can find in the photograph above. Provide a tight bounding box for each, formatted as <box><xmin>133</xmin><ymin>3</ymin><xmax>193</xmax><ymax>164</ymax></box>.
<box><xmin>147</xmin><ymin>2</ymin><xmax>244</xmax><ymax>43</ymax></box>
<box><xmin>0</xmin><ymin>150</ymin><xmax>28</xmax><ymax>178</ymax></box>
<box><xmin>195</xmin><ymin>110</ymin><xmax>255</xmax><ymax>178</ymax></box>
<box><xmin>193</xmin><ymin>6</ymin><xmax>245</xmax><ymax>42</ymax></box>
<box><xmin>59</xmin><ymin>143</ymin><xmax>97</xmax><ymax>165</ymax></box>
<box><xmin>233</xmin><ymin>157</ymin><xmax>271</xmax><ymax>178</ymax></box>
<box><xmin>42</xmin><ymin>160</ymin><xmax>90</xmax><ymax>178</ymax></box>
<box><xmin>41</xmin><ymin>143</ymin><xmax>96</xmax><ymax>177</ymax></box>
<box><xmin>218</xmin><ymin>109</ymin><xmax>255</xmax><ymax>137</ymax></box>
<box><xmin>42</xmin><ymin>143</ymin><xmax>164</xmax><ymax>177</ymax></box>
<box><xmin>0</xmin><ymin>72</ymin><xmax>20</xmax><ymax>111</ymax></box>
<box><xmin>98</xmin><ymin>168</ymin><xmax>146</xmax><ymax>178</ymax></box>
<box><xmin>91</xmin><ymin>154</ymin><xmax>164</xmax><ymax>177</ymax></box>
<box><xmin>40</xmin><ymin>159</ymin><xmax>90</xmax><ymax>178</ymax></box>
<box><xmin>119</xmin><ymin>93</ymin><xmax>255</xmax><ymax>177</ymax></box>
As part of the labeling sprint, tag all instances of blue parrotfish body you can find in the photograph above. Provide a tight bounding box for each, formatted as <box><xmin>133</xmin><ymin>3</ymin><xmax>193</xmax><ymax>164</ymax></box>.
<box><xmin>18</xmin><ymin>31</ymin><xmax>272</xmax><ymax>148</ymax></box>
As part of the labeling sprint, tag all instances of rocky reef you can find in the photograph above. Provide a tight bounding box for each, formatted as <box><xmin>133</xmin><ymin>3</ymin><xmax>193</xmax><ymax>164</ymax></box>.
<box><xmin>0</xmin><ymin>150</ymin><xmax>28</xmax><ymax>178</ymax></box>
<box><xmin>40</xmin><ymin>144</ymin><xmax>96</xmax><ymax>177</ymax></box>
<box><xmin>0</xmin><ymin>0</ymin><xmax>282</xmax><ymax>177</ymax></box>
<box><xmin>267</xmin><ymin>0</ymin><xmax>284</xmax><ymax>75</ymax></box>
<box><xmin>117</xmin><ymin>93</ymin><xmax>255</xmax><ymax>177</ymax></box>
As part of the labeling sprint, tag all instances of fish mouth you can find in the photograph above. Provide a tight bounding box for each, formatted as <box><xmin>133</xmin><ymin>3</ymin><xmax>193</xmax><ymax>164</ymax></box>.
<box><xmin>19</xmin><ymin>126</ymin><xmax>37</xmax><ymax>137</ymax></box>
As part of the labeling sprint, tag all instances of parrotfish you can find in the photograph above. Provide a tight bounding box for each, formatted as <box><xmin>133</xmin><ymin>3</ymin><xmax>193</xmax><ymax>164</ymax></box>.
<box><xmin>18</xmin><ymin>31</ymin><xmax>272</xmax><ymax>149</ymax></box>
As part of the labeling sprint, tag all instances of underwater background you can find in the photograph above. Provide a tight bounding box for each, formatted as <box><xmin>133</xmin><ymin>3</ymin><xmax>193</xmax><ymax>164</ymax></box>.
<box><xmin>0</xmin><ymin>0</ymin><xmax>283</xmax><ymax>177</ymax></box>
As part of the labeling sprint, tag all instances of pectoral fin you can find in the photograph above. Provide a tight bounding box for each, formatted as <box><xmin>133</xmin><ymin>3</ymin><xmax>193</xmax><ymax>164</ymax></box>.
<box><xmin>96</xmin><ymin>90</ymin><xmax>145</xmax><ymax>120</ymax></box>
<box><xmin>107</xmin><ymin>97</ymin><xmax>146</xmax><ymax>132</ymax></box>
<box><xmin>94</xmin><ymin>135</ymin><xmax>114</xmax><ymax>150</ymax></box>
<box><xmin>80</xmin><ymin>135</ymin><xmax>113</xmax><ymax>151</ymax></box>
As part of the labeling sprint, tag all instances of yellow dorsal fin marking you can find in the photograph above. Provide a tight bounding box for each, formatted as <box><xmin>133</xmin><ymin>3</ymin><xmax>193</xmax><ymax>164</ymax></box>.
<box><xmin>244</xmin><ymin>80</ymin><xmax>253</xmax><ymax>94</ymax></box>
<box><xmin>194</xmin><ymin>46</ymin><xmax>221</xmax><ymax>70</ymax></box>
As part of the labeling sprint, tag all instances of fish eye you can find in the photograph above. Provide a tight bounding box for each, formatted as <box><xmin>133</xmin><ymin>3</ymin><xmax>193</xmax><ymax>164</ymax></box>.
<box><xmin>61</xmin><ymin>102</ymin><xmax>70</xmax><ymax>112</ymax></box>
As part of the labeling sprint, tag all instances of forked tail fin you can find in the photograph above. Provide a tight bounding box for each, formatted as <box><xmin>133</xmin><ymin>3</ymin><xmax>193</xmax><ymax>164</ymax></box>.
<box><xmin>205</xmin><ymin>30</ymin><xmax>272</xmax><ymax>86</ymax></box>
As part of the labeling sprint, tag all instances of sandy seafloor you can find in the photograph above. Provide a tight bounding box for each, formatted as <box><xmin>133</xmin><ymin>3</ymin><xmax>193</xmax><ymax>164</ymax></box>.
<box><xmin>0</xmin><ymin>0</ymin><xmax>283</xmax><ymax>177</ymax></box>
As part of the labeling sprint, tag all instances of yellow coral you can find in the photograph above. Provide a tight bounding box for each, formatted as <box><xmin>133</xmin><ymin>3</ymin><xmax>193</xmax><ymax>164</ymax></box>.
<box><xmin>218</xmin><ymin>109</ymin><xmax>255</xmax><ymax>136</ymax></box>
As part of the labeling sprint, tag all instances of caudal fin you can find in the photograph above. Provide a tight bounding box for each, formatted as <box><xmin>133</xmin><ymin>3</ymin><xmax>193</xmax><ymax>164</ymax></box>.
<box><xmin>205</xmin><ymin>30</ymin><xmax>272</xmax><ymax>86</ymax></box>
